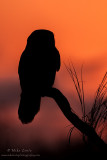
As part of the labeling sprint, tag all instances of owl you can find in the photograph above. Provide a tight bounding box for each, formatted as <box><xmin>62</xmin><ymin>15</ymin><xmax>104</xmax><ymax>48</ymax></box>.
<box><xmin>18</xmin><ymin>29</ymin><xmax>60</xmax><ymax>123</ymax></box>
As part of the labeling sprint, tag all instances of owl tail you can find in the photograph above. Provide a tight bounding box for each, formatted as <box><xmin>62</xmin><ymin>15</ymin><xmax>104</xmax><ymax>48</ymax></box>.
<box><xmin>18</xmin><ymin>91</ymin><xmax>41</xmax><ymax>124</ymax></box>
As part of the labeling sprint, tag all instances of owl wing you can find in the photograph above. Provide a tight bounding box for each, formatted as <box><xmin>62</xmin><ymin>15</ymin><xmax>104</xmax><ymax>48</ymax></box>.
<box><xmin>56</xmin><ymin>50</ymin><xmax>61</xmax><ymax>71</ymax></box>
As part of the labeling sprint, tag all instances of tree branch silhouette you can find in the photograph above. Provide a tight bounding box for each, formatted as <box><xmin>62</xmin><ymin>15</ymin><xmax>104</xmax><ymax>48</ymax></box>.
<box><xmin>18</xmin><ymin>29</ymin><xmax>106</xmax><ymax>151</ymax></box>
<box><xmin>45</xmin><ymin>87</ymin><xmax>107</xmax><ymax>150</ymax></box>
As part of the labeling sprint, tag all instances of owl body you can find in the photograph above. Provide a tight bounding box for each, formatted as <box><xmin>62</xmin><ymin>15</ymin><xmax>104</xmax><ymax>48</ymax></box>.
<box><xmin>18</xmin><ymin>30</ymin><xmax>60</xmax><ymax>123</ymax></box>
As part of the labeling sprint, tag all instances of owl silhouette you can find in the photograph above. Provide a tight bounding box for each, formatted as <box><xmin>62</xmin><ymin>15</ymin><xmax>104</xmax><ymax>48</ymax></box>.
<box><xmin>18</xmin><ymin>29</ymin><xmax>60</xmax><ymax>123</ymax></box>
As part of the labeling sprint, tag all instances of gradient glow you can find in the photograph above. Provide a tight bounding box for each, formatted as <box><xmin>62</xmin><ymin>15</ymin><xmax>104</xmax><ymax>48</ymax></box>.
<box><xmin>0</xmin><ymin>0</ymin><xmax>107</xmax><ymax>152</ymax></box>
<box><xmin>0</xmin><ymin>0</ymin><xmax>107</xmax><ymax>76</ymax></box>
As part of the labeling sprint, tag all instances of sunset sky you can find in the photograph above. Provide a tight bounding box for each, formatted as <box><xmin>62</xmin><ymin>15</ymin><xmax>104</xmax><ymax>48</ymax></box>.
<box><xmin>0</xmin><ymin>0</ymin><xmax>107</xmax><ymax>154</ymax></box>
<box><xmin>0</xmin><ymin>0</ymin><xmax>107</xmax><ymax>76</ymax></box>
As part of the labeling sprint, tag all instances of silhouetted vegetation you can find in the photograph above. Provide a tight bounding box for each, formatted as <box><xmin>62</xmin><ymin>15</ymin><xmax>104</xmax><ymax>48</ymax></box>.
<box><xmin>18</xmin><ymin>29</ymin><xmax>107</xmax><ymax>152</ymax></box>
<box><xmin>65</xmin><ymin>62</ymin><xmax>107</xmax><ymax>146</ymax></box>
<box><xmin>89</xmin><ymin>72</ymin><xmax>107</xmax><ymax>136</ymax></box>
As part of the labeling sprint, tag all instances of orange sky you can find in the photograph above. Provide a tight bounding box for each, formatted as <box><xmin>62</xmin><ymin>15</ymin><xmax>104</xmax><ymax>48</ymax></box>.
<box><xmin>0</xmin><ymin>0</ymin><xmax>107</xmax><ymax>92</ymax></box>
<box><xmin>0</xmin><ymin>1</ymin><xmax>107</xmax><ymax>150</ymax></box>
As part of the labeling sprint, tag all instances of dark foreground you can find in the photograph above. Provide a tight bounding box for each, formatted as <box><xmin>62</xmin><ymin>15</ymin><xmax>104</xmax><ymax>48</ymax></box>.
<box><xmin>0</xmin><ymin>142</ymin><xmax>106</xmax><ymax>160</ymax></box>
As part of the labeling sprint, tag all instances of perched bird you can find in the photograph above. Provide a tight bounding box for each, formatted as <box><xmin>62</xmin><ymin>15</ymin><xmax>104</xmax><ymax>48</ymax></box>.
<box><xmin>18</xmin><ymin>29</ymin><xmax>60</xmax><ymax>123</ymax></box>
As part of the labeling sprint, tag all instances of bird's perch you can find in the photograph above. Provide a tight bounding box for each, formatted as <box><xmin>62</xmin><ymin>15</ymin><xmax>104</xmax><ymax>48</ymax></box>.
<box><xmin>45</xmin><ymin>87</ymin><xmax>107</xmax><ymax>150</ymax></box>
